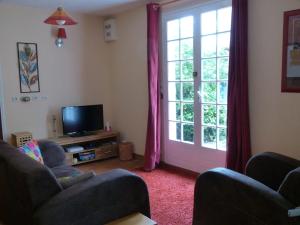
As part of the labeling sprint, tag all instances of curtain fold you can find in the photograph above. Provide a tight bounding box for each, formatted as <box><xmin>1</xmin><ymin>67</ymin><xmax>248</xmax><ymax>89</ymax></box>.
<box><xmin>144</xmin><ymin>3</ymin><xmax>161</xmax><ymax>171</ymax></box>
<box><xmin>226</xmin><ymin>0</ymin><xmax>251</xmax><ymax>173</ymax></box>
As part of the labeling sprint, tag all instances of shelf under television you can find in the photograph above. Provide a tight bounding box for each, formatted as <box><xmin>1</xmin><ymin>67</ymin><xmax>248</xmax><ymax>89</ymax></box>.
<box><xmin>50</xmin><ymin>131</ymin><xmax>119</xmax><ymax>166</ymax></box>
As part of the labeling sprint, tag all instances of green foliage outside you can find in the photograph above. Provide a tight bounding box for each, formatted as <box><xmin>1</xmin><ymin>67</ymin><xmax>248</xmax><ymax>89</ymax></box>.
<box><xmin>183</xmin><ymin>82</ymin><xmax>194</xmax><ymax>101</ymax></box>
<box><xmin>183</xmin><ymin>103</ymin><xmax>194</xmax><ymax>122</ymax></box>
<box><xmin>176</xmin><ymin>103</ymin><xmax>181</xmax><ymax>120</ymax></box>
<box><xmin>169</xmin><ymin>35</ymin><xmax>229</xmax><ymax>147</ymax></box>
<box><xmin>182</xmin><ymin>61</ymin><xmax>193</xmax><ymax>80</ymax></box>
<box><xmin>183</xmin><ymin>124</ymin><xmax>194</xmax><ymax>142</ymax></box>
<box><xmin>218</xmin><ymin>105</ymin><xmax>227</xmax><ymax>126</ymax></box>
<box><xmin>202</xmin><ymin>82</ymin><xmax>217</xmax><ymax>103</ymax></box>
<box><xmin>218</xmin><ymin>128</ymin><xmax>227</xmax><ymax>149</ymax></box>
<box><xmin>202</xmin><ymin>59</ymin><xmax>216</xmax><ymax>80</ymax></box>
<box><xmin>219</xmin><ymin>82</ymin><xmax>228</xmax><ymax>104</ymax></box>
<box><xmin>203</xmin><ymin>105</ymin><xmax>217</xmax><ymax>125</ymax></box>
<box><xmin>203</xmin><ymin>126</ymin><xmax>216</xmax><ymax>145</ymax></box>
<box><xmin>218</xmin><ymin>58</ymin><xmax>229</xmax><ymax>80</ymax></box>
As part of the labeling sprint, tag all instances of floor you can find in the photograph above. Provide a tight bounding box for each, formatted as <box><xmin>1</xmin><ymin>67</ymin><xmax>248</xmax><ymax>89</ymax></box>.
<box><xmin>77</xmin><ymin>156</ymin><xmax>196</xmax><ymax>225</ymax></box>
<box><xmin>133</xmin><ymin>168</ymin><xmax>196</xmax><ymax>225</ymax></box>
<box><xmin>76</xmin><ymin>155</ymin><xmax>144</xmax><ymax>174</ymax></box>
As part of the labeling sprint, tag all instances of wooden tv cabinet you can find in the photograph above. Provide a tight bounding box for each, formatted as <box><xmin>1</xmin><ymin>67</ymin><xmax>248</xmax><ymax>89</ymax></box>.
<box><xmin>50</xmin><ymin>131</ymin><xmax>119</xmax><ymax>166</ymax></box>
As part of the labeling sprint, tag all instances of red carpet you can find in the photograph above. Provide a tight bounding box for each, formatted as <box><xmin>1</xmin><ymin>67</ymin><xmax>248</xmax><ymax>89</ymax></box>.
<box><xmin>133</xmin><ymin>167</ymin><xmax>197</xmax><ymax>225</ymax></box>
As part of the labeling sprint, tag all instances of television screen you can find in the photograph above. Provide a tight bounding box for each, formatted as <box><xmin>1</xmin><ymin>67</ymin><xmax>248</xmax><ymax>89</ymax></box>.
<box><xmin>62</xmin><ymin>104</ymin><xmax>103</xmax><ymax>136</ymax></box>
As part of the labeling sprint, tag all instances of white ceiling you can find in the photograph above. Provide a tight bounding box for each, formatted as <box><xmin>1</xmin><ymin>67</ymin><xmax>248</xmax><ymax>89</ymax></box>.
<box><xmin>0</xmin><ymin>0</ymin><xmax>153</xmax><ymax>15</ymax></box>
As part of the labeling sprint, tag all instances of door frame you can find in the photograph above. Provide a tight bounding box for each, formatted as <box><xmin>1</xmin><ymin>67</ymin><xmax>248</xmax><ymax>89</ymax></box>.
<box><xmin>0</xmin><ymin>64</ymin><xmax>7</xmax><ymax>141</ymax></box>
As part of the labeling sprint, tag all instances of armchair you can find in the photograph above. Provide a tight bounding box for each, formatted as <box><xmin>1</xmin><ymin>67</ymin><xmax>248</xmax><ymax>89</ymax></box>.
<box><xmin>193</xmin><ymin>152</ymin><xmax>300</xmax><ymax>225</ymax></box>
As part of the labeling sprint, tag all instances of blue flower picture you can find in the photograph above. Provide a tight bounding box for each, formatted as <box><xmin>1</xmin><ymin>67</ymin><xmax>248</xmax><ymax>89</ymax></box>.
<box><xmin>17</xmin><ymin>42</ymin><xmax>40</xmax><ymax>93</ymax></box>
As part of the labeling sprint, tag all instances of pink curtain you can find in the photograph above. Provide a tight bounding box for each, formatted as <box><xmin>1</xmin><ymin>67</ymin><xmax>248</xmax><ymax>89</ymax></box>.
<box><xmin>226</xmin><ymin>0</ymin><xmax>251</xmax><ymax>173</ymax></box>
<box><xmin>144</xmin><ymin>3</ymin><xmax>161</xmax><ymax>171</ymax></box>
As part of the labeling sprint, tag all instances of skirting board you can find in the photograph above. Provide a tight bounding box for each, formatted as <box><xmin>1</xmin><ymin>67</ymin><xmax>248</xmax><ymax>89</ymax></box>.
<box><xmin>134</xmin><ymin>153</ymin><xmax>199</xmax><ymax>178</ymax></box>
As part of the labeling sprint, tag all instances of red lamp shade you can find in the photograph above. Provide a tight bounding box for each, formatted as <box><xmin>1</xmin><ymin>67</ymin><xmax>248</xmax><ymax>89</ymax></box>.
<box><xmin>57</xmin><ymin>28</ymin><xmax>67</xmax><ymax>39</ymax></box>
<box><xmin>44</xmin><ymin>7</ymin><xmax>77</xmax><ymax>25</ymax></box>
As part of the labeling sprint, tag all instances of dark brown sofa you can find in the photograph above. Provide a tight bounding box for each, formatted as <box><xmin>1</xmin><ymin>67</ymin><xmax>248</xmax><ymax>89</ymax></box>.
<box><xmin>0</xmin><ymin>140</ymin><xmax>150</xmax><ymax>225</ymax></box>
<box><xmin>193</xmin><ymin>152</ymin><xmax>300</xmax><ymax>225</ymax></box>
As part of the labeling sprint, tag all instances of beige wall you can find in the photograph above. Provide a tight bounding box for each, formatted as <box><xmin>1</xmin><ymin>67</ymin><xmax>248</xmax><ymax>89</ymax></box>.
<box><xmin>109</xmin><ymin>6</ymin><xmax>148</xmax><ymax>155</ymax></box>
<box><xmin>0</xmin><ymin>4</ymin><xmax>112</xmax><ymax>141</ymax></box>
<box><xmin>249</xmin><ymin>0</ymin><xmax>300</xmax><ymax>159</ymax></box>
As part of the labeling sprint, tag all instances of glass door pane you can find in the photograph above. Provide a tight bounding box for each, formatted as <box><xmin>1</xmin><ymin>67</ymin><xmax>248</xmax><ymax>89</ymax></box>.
<box><xmin>167</xmin><ymin>16</ymin><xmax>194</xmax><ymax>144</ymax></box>
<box><xmin>200</xmin><ymin>7</ymin><xmax>231</xmax><ymax>151</ymax></box>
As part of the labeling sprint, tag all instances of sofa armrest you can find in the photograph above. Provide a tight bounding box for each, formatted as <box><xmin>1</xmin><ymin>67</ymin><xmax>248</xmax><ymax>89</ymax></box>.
<box><xmin>245</xmin><ymin>152</ymin><xmax>300</xmax><ymax>190</ymax></box>
<box><xmin>33</xmin><ymin>169</ymin><xmax>150</xmax><ymax>225</ymax></box>
<box><xmin>193</xmin><ymin>168</ymin><xmax>297</xmax><ymax>225</ymax></box>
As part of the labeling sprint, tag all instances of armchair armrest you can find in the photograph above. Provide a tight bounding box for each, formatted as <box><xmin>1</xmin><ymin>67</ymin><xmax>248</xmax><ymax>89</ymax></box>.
<box><xmin>245</xmin><ymin>152</ymin><xmax>300</xmax><ymax>190</ymax></box>
<box><xmin>33</xmin><ymin>169</ymin><xmax>150</xmax><ymax>225</ymax></box>
<box><xmin>279</xmin><ymin>167</ymin><xmax>300</xmax><ymax>206</ymax></box>
<box><xmin>193</xmin><ymin>168</ymin><xmax>297</xmax><ymax>225</ymax></box>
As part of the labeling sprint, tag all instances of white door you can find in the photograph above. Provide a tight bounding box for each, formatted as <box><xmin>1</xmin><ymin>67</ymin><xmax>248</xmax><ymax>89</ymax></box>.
<box><xmin>162</xmin><ymin>1</ymin><xmax>232</xmax><ymax>172</ymax></box>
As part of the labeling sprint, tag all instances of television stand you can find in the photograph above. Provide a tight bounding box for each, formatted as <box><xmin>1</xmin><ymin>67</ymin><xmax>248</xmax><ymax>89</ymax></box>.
<box><xmin>50</xmin><ymin>131</ymin><xmax>119</xmax><ymax>166</ymax></box>
<box><xmin>68</xmin><ymin>131</ymin><xmax>96</xmax><ymax>137</ymax></box>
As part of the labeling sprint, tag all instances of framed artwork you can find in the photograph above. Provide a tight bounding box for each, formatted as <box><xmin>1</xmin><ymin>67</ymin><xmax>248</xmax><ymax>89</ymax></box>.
<box><xmin>282</xmin><ymin>9</ymin><xmax>300</xmax><ymax>92</ymax></box>
<box><xmin>17</xmin><ymin>42</ymin><xmax>40</xmax><ymax>93</ymax></box>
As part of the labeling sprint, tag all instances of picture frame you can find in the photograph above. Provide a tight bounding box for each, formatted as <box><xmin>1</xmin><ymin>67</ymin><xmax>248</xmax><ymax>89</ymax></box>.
<box><xmin>17</xmin><ymin>42</ymin><xmax>40</xmax><ymax>93</ymax></box>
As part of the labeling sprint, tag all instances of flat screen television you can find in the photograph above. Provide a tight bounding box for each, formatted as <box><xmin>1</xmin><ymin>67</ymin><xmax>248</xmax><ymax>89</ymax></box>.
<box><xmin>62</xmin><ymin>104</ymin><xmax>104</xmax><ymax>136</ymax></box>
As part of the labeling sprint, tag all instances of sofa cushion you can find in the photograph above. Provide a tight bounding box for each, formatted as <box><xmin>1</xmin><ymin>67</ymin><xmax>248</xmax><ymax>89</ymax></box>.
<box><xmin>18</xmin><ymin>139</ymin><xmax>44</xmax><ymax>164</ymax></box>
<box><xmin>38</xmin><ymin>140</ymin><xmax>66</xmax><ymax>168</ymax></box>
<box><xmin>57</xmin><ymin>171</ymin><xmax>96</xmax><ymax>189</ymax></box>
<box><xmin>50</xmin><ymin>165</ymin><xmax>82</xmax><ymax>178</ymax></box>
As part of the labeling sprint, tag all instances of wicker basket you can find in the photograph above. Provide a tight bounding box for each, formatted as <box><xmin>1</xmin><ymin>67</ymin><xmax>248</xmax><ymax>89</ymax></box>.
<box><xmin>11</xmin><ymin>131</ymin><xmax>33</xmax><ymax>147</ymax></box>
<box><xmin>119</xmin><ymin>142</ymin><xmax>134</xmax><ymax>161</ymax></box>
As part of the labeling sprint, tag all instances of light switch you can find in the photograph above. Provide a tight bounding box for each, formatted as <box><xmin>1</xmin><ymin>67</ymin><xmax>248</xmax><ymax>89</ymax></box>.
<box><xmin>11</xmin><ymin>97</ymin><xmax>18</xmax><ymax>102</ymax></box>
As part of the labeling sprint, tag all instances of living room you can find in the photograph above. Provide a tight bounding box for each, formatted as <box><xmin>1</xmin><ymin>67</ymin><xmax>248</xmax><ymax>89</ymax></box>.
<box><xmin>0</xmin><ymin>0</ymin><xmax>300</xmax><ymax>225</ymax></box>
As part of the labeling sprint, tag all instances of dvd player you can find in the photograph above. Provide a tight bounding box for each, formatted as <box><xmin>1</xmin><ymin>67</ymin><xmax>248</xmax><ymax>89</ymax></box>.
<box><xmin>65</xmin><ymin>145</ymin><xmax>84</xmax><ymax>153</ymax></box>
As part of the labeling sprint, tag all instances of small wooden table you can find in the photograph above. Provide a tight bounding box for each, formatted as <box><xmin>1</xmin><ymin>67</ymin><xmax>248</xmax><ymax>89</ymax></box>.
<box><xmin>105</xmin><ymin>213</ymin><xmax>157</xmax><ymax>225</ymax></box>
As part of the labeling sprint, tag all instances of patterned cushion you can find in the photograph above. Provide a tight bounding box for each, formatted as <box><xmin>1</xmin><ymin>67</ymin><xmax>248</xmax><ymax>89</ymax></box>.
<box><xmin>18</xmin><ymin>139</ymin><xmax>44</xmax><ymax>164</ymax></box>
